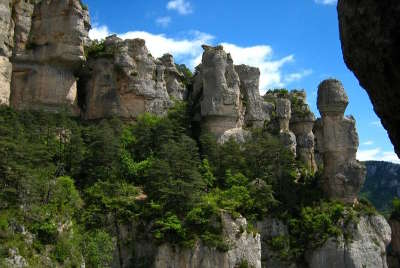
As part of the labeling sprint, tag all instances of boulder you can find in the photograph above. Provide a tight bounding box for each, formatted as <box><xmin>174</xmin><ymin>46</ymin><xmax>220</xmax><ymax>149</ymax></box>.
<box><xmin>218</xmin><ymin>128</ymin><xmax>250</xmax><ymax>144</ymax></box>
<box><xmin>337</xmin><ymin>0</ymin><xmax>400</xmax><ymax>157</ymax></box>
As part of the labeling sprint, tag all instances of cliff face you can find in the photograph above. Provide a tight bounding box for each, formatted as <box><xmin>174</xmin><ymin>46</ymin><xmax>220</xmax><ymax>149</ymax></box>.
<box><xmin>0</xmin><ymin>2</ymin><xmax>393</xmax><ymax>267</ymax></box>
<box><xmin>115</xmin><ymin>213</ymin><xmax>261</xmax><ymax>268</ymax></box>
<box><xmin>8</xmin><ymin>0</ymin><xmax>90</xmax><ymax>115</ymax></box>
<box><xmin>0</xmin><ymin>1</ymin><xmax>189</xmax><ymax>118</ymax></box>
<box><xmin>337</xmin><ymin>0</ymin><xmax>400</xmax><ymax>158</ymax></box>
<box><xmin>82</xmin><ymin>35</ymin><xmax>185</xmax><ymax>119</ymax></box>
<box><xmin>307</xmin><ymin>215</ymin><xmax>391</xmax><ymax>268</ymax></box>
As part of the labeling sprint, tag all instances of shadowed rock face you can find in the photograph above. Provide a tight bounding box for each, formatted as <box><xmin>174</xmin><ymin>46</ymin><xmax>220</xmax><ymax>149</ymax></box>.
<box><xmin>315</xmin><ymin>79</ymin><xmax>365</xmax><ymax>203</ymax></box>
<box><xmin>337</xmin><ymin>0</ymin><xmax>400</xmax><ymax>157</ymax></box>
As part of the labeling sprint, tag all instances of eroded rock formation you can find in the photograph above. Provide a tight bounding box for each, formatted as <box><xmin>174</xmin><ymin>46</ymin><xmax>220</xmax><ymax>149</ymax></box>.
<box><xmin>192</xmin><ymin>45</ymin><xmax>243</xmax><ymax>138</ymax></box>
<box><xmin>337</xmin><ymin>0</ymin><xmax>400</xmax><ymax>158</ymax></box>
<box><xmin>117</xmin><ymin>213</ymin><xmax>261</xmax><ymax>268</ymax></box>
<box><xmin>9</xmin><ymin>0</ymin><xmax>90</xmax><ymax>115</ymax></box>
<box><xmin>314</xmin><ymin>79</ymin><xmax>365</xmax><ymax>203</ymax></box>
<box><xmin>307</xmin><ymin>215</ymin><xmax>391</xmax><ymax>268</ymax></box>
<box><xmin>82</xmin><ymin>35</ymin><xmax>182</xmax><ymax>119</ymax></box>
<box><xmin>290</xmin><ymin>91</ymin><xmax>317</xmax><ymax>172</ymax></box>
<box><xmin>235</xmin><ymin>64</ymin><xmax>269</xmax><ymax>127</ymax></box>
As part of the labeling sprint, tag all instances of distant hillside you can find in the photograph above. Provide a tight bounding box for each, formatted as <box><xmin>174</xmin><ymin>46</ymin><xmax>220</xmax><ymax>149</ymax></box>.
<box><xmin>360</xmin><ymin>160</ymin><xmax>400</xmax><ymax>213</ymax></box>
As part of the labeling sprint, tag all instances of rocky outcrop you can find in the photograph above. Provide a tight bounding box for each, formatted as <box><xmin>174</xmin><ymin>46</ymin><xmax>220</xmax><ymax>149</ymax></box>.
<box><xmin>276</xmin><ymin>98</ymin><xmax>297</xmax><ymax>155</ymax></box>
<box><xmin>7</xmin><ymin>0</ymin><xmax>90</xmax><ymax>114</ymax></box>
<box><xmin>4</xmin><ymin>248</ymin><xmax>28</xmax><ymax>268</ymax></box>
<box><xmin>153</xmin><ymin>214</ymin><xmax>261</xmax><ymax>268</ymax></box>
<box><xmin>290</xmin><ymin>91</ymin><xmax>317</xmax><ymax>172</ymax></box>
<box><xmin>159</xmin><ymin>53</ymin><xmax>187</xmax><ymax>100</ymax></box>
<box><xmin>118</xmin><ymin>213</ymin><xmax>261</xmax><ymax>268</ymax></box>
<box><xmin>257</xmin><ymin>218</ymin><xmax>297</xmax><ymax>268</ymax></box>
<box><xmin>192</xmin><ymin>45</ymin><xmax>244</xmax><ymax>137</ymax></box>
<box><xmin>82</xmin><ymin>36</ymin><xmax>180</xmax><ymax>119</ymax></box>
<box><xmin>235</xmin><ymin>64</ymin><xmax>269</xmax><ymax>127</ymax></box>
<box><xmin>314</xmin><ymin>79</ymin><xmax>365</xmax><ymax>203</ymax></box>
<box><xmin>307</xmin><ymin>215</ymin><xmax>391</xmax><ymax>268</ymax></box>
<box><xmin>337</xmin><ymin>0</ymin><xmax>400</xmax><ymax>158</ymax></box>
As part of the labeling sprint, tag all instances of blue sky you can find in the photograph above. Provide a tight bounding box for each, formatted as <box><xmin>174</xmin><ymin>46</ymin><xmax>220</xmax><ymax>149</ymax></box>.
<box><xmin>85</xmin><ymin>0</ymin><xmax>399</xmax><ymax>163</ymax></box>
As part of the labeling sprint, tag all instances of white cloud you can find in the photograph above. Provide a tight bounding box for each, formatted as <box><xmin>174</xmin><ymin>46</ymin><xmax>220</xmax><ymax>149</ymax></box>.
<box><xmin>362</xmin><ymin>140</ymin><xmax>374</xmax><ymax>146</ymax></box>
<box><xmin>221</xmin><ymin>43</ymin><xmax>309</xmax><ymax>91</ymax></box>
<box><xmin>314</xmin><ymin>0</ymin><xmax>337</xmax><ymax>5</ymax></box>
<box><xmin>88</xmin><ymin>25</ymin><xmax>309</xmax><ymax>90</ymax></box>
<box><xmin>88</xmin><ymin>25</ymin><xmax>110</xmax><ymax>40</ymax></box>
<box><xmin>284</xmin><ymin>69</ymin><xmax>313</xmax><ymax>84</ymax></box>
<box><xmin>357</xmin><ymin>147</ymin><xmax>400</xmax><ymax>164</ymax></box>
<box><xmin>167</xmin><ymin>0</ymin><xmax>193</xmax><ymax>15</ymax></box>
<box><xmin>155</xmin><ymin>16</ymin><xmax>172</xmax><ymax>28</ymax></box>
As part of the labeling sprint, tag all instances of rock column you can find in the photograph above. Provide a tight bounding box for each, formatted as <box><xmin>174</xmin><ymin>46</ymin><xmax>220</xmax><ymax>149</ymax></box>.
<box><xmin>315</xmin><ymin>79</ymin><xmax>365</xmax><ymax>203</ymax></box>
<box><xmin>196</xmin><ymin>45</ymin><xmax>243</xmax><ymax>137</ymax></box>
<box><xmin>276</xmin><ymin>97</ymin><xmax>297</xmax><ymax>155</ymax></box>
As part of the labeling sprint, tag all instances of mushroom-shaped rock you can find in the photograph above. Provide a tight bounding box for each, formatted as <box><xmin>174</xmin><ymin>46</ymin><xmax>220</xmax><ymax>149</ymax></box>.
<box><xmin>315</xmin><ymin>79</ymin><xmax>365</xmax><ymax>203</ymax></box>
<box><xmin>317</xmin><ymin>79</ymin><xmax>349</xmax><ymax>116</ymax></box>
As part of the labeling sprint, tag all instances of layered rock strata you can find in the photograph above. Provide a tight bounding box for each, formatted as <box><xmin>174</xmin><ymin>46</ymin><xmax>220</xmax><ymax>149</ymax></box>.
<box><xmin>1</xmin><ymin>0</ymin><xmax>91</xmax><ymax>114</ymax></box>
<box><xmin>337</xmin><ymin>0</ymin><xmax>400</xmax><ymax>158</ymax></box>
<box><xmin>314</xmin><ymin>79</ymin><xmax>365</xmax><ymax>203</ymax></box>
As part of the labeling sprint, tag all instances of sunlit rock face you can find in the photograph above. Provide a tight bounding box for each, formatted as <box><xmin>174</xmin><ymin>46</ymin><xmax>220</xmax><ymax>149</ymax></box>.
<box><xmin>307</xmin><ymin>215</ymin><xmax>391</xmax><ymax>268</ymax></box>
<box><xmin>338</xmin><ymin>0</ymin><xmax>400</xmax><ymax>158</ymax></box>
<box><xmin>82</xmin><ymin>36</ymin><xmax>187</xmax><ymax>119</ymax></box>
<box><xmin>314</xmin><ymin>79</ymin><xmax>365</xmax><ymax>203</ymax></box>
<box><xmin>8</xmin><ymin>0</ymin><xmax>91</xmax><ymax>114</ymax></box>
<box><xmin>192</xmin><ymin>45</ymin><xmax>243</xmax><ymax>137</ymax></box>
<box><xmin>235</xmin><ymin>64</ymin><xmax>269</xmax><ymax>127</ymax></box>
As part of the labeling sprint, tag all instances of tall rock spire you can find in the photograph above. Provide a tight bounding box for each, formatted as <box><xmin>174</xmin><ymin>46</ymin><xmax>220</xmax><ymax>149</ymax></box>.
<box><xmin>314</xmin><ymin>79</ymin><xmax>365</xmax><ymax>203</ymax></box>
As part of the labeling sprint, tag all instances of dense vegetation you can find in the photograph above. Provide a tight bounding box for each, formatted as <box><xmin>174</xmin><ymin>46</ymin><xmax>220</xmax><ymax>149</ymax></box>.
<box><xmin>360</xmin><ymin>160</ymin><xmax>400</xmax><ymax>215</ymax></box>
<box><xmin>0</xmin><ymin>103</ymin><xmax>378</xmax><ymax>267</ymax></box>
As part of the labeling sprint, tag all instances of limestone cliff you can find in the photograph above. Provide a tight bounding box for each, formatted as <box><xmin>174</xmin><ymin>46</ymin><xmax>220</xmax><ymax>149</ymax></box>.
<box><xmin>114</xmin><ymin>213</ymin><xmax>261</xmax><ymax>268</ymax></box>
<box><xmin>307</xmin><ymin>215</ymin><xmax>391</xmax><ymax>268</ymax></box>
<box><xmin>9</xmin><ymin>0</ymin><xmax>90</xmax><ymax>115</ymax></box>
<box><xmin>82</xmin><ymin>35</ymin><xmax>184</xmax><ymax>119</ymax></box>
